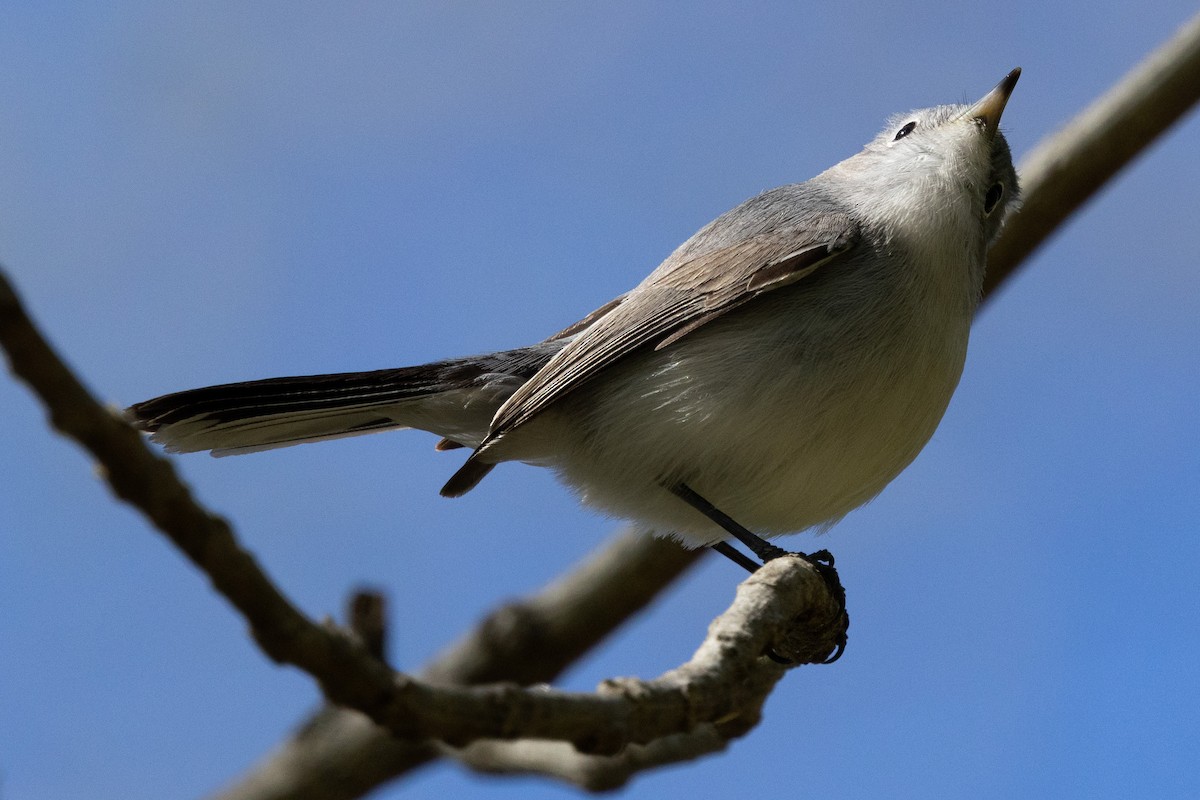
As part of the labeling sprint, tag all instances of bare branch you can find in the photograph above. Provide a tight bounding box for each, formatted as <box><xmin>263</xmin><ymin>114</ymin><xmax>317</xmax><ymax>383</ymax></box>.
<box><xmin>423</xmin><ymin>529</ymin><xmax>703</xmax><ymax>686</ymax></box>
<box><xmin>450</xmin><ymin>727</ymin><xmax>730</xmax><ymax>792</ymax></box>
<box><xmin>985</xmin><ymin>9</ymin><xmax>1200</xmax><ymax>295</ymax></box>
<box><xmin>213</xmin><ymin>531</ymin><xmax>702</xmax><ymax>800</ymax></box>
<box><xmin>362</xmin><ymin>554</ymin><xmax>840</xmax><ymax>750</ymax></box>
<box><xmin>0</xmin><ymin>274</ymin><xmax>324</xmax><ymax>663</ymax></box>
<box><xmin>447</xmin><ymin>553</ymin><xmax>847</xmax><ymax>790</ymax></box>
<box><xmin>0</xmin><ymin>268</ymin><xmax>403</xmax><ymax>713</ymax></box>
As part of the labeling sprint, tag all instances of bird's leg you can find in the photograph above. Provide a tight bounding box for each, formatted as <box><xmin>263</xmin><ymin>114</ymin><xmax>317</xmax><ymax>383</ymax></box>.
<box><xmin>669</xmin><ymin>482</ymin><xmax>794</xmax><ymax>566</ymax></box>
<box><xmin>709</xmin><ymin>541</ymin><xmax>761</xmax><ymax>574</ymax></box>
<box><xmin>669</xmin><ymin>480</ymin><xmax>839</xmax><ymax>583</ymax></box>
<box><xmin>670</xmin><ymin>482</ymin><xmax>847</xmax><ymax>664</ymax></box>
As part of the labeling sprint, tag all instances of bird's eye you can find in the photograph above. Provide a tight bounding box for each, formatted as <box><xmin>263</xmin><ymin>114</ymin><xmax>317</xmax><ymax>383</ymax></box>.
<box><xmin>983</xmin><ymin>183</ymin><xmax>1005</xmax><ymax>215</ymax></box>
<box><xmin>893</xmin><ymin>121</ymin><xmax>917</xmax><ymax>141</ymax></box>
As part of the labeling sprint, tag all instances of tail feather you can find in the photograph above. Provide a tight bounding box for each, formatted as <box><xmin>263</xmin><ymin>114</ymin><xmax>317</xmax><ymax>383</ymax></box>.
<box><xmin>440</xmin><ymin>455</ymin><xmax>496</xmax><ymax>497</ymax></box>
<box><xmin>127</xmin><ymin>344</ymin><xmax>559</xmax><ymax>459</ymax></box>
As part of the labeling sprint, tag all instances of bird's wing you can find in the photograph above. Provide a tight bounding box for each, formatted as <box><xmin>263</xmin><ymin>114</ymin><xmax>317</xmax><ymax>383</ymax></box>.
<box><xmin>488</xmin><ymin>221</ymin><xmax>859</xmax><ymax>442</ymax></box>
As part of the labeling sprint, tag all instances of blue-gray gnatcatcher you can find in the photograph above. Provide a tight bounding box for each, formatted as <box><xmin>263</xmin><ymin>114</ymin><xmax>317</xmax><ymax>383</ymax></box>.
<box><xmin>130</xmin><ymin>69</ymin><xmax>1021</xmax><ymax>568</ymax></box>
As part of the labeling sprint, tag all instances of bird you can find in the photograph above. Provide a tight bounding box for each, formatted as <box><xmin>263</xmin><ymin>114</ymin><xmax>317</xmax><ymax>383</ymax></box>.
<box><xmin>129</xmin><ymin>69</ymin><xmax>1021</xmax><ymax>571</ymax></box>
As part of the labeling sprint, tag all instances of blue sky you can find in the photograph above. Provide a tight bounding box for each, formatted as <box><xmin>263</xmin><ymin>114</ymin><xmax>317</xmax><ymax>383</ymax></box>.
<box><xmin>2</xmin><ymin>3</ymin><xmax>1198</xmax><ymax>799</ymax></box>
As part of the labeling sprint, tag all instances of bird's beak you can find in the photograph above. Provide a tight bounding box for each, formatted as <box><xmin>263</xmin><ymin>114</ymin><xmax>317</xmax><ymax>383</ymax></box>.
<box><xmin>965</xmin><ymin>67</ymin><xmax>1021</xmax><ymax>139</ymax></box>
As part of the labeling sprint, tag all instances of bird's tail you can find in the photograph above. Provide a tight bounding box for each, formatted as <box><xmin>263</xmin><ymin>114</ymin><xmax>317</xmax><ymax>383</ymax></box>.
<box><xmin>126</xmin><ymin>344</ymin><xmax>557</xmax><ymax>458</ymax></box>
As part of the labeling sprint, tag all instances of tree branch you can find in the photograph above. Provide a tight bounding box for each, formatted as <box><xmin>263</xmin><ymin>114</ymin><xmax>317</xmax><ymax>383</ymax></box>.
<box><xmin>212</xmin><ymin>530</ymin><xmax>702</xmax><ymax>800</ymax></box>
<box><xmin>984</xmin><ymin>10</ymin><xmax>1200</xmax><ymax>295</ymax></box>
<box><xmin>449</xmin><ymin>726</ymin><xmax>730</xmax><ymax>792</ymax></box>
<box><xmin>423</xmin><ymin>529</ymin><xmax>704</xmax><ymax>687</ymax></box>
<box><xmin>369</xmin><ymin>554</ymin><xmax>840</xmax><ymax>750</ymax></box>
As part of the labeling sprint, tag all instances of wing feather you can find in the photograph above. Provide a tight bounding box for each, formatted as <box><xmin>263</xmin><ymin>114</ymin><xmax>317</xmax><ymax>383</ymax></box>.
<box><xmin>484</xmin><ymin>223</ymin><xmax>857</xmax><ymax>445</ymax></box>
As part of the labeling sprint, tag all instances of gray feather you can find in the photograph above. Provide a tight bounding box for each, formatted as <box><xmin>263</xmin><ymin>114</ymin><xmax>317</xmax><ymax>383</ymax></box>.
<box><xmin>127</xmin><ymin>344</ymin><xmax>563</xmax><ymax>455</ymax></box>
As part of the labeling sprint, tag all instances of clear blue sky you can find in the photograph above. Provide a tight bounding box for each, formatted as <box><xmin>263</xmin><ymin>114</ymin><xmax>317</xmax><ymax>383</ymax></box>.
<box><xmin>2</xmin><ymin>3</ymin><xmax>1198</xmax><ymax>799</ymax></box>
